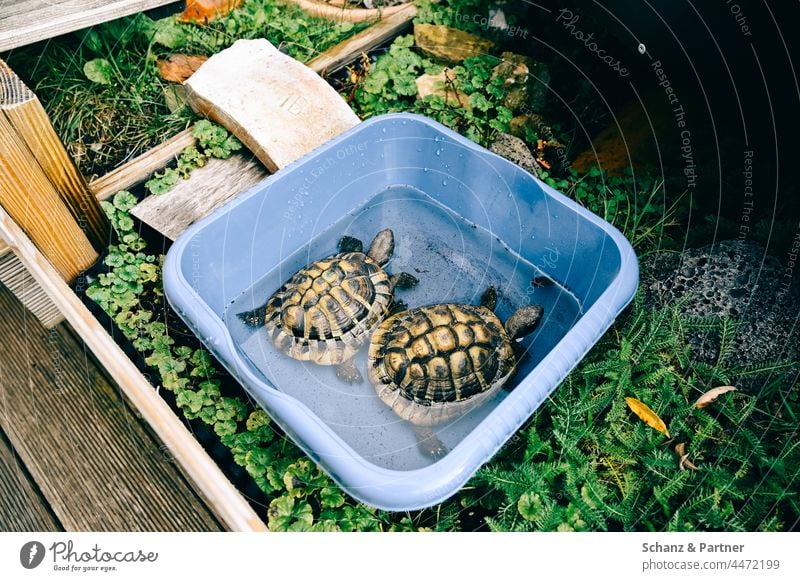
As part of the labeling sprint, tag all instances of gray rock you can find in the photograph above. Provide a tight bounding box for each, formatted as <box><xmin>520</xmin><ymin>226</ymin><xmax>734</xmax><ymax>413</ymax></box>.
<box><xmin>489</xmin><ymin>133</ymin><xmax>542</xmax><ymax>176</ymax></box>
<box><xmin>643</xmin><ymin>240</ymin><xmax>799</xmax><ymax>390</ymax></box>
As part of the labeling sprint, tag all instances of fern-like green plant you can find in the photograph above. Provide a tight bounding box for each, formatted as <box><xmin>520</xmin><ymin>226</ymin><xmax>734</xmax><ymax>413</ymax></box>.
<box><xmin>462</xmin><ymin>292</ymin><xmax>799</xmax><ymax>531</ymax></box>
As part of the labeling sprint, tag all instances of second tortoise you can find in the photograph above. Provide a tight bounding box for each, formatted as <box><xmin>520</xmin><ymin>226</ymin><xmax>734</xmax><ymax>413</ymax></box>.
<box><xmin>367</xmin><ymin>287</ymin><xmax>543</xmax><ymax>456</ymax></box>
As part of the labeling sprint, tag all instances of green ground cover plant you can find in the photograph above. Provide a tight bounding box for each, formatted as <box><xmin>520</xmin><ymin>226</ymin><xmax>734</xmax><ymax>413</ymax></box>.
<box><xmin>349</xmin><ymin>35</ymin><xmax>514</xmax><ymax>146</ymax></box>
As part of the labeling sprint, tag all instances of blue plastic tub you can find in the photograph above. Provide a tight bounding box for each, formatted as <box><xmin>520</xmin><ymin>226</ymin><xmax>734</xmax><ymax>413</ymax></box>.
<box><xmin>163</xmin><ymin>113</ymin><xmax>638</xmax><ymax>511</ymax></box>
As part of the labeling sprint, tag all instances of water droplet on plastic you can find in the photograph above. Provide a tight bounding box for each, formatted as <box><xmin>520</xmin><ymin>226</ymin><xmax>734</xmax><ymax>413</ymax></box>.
<box><xmin>423</xmin><ymin>167</ymin><xmax>430</xmax><ymax>172</ymax></box>
<box><xmin>435</xmin><ymin>148</ymin><xmax>442</xmax><ymax>156</ymax></box>
<box><xmin>442</xmin><ymin>179</ymin><xmax>448</xmax><ymax>186</ymax></box>
<box><xmin>381</xmin><ymin>127</ymin><xmax>386</xmax><ymax>133</ymax></box>
<box><xmin>530</xmin><ymin>234</ymin><xmax>536</xmax><ymax>240</ymax></box>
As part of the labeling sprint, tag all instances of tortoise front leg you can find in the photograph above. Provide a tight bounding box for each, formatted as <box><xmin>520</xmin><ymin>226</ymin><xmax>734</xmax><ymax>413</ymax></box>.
<box><xmin>236</xmin><ymin>302</ymin><xmax>269</xmax><ymax>328</ymax></box>
<box><xmin>389</xmin><ymin>272</ymin><xmax>419</xmax><ymax>291</ymax></box>
<box><xmin>335</xmin><ymin>358</ymin><xmax>364</xmax><ymax>384</ymax></box>
<box><xmin>415</xmin><ymin>426</ymin><xmax>448</xmax><ymax>460</ymax></box>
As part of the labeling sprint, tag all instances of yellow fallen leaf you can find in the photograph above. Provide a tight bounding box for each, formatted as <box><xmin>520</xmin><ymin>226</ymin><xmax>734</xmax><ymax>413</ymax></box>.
<box><xmin>625</xmin><ymin>397</ymin><xmax>670</xmax><ymax>437</ymax></box>
<box><xmin>694</xmin><ymin>385</ymin><xmax>737</xmax><ymax>409</ymax></box>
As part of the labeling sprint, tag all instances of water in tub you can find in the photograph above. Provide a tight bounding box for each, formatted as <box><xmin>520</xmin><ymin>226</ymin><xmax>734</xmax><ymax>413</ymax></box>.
<box><xmin>225</xmin><ymin>186</ymin><xmax>582</xmax><ymax>470</ymax></box>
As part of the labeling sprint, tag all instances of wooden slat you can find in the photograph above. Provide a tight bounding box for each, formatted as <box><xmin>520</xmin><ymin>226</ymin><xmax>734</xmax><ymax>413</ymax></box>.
<box><xmin>1</xmin><ymin>59</ymin><xmax>108</xmax><ymax>250</ymax></box>
<box><xmin>306</xmin><ymin>1</ymin><xmax>416</xmax><ymax>75</ymax></box>
<box><xmin>289</xmin><ymin>0</ymin><xmax>411</xmax><ymax>23</ymax></box>
<box><xmin>0</xmin><ymin>430</ymin><xmax>62</xmax><ymax>532</ymax></box>
<box><xmin>0</xmin><ymin>284</ymin><xmax>223</xmax><ymax>531</ymax></box>
<box><xmin>0</xmin><ymin>113</ymin><xmax>98</xmax><ymax>281</ymax></box>
<box><xmin>0</xmin><ymin>251</ymin><xmax>63</xmax><ymax>327</ymax></box>
<box><xmin>0</xmin><ymin>202</ymin><xmax>268</xmax><ymax>531</ymax></box>
<box><xmin>0</xmin><ymin>0</ymin><xmax>179</xmax><ymax>52</ymax></box>
<box><xmin>133</xmin><ymin>153</ymin><xmax>267</xmax><ymax>240</ymax></box>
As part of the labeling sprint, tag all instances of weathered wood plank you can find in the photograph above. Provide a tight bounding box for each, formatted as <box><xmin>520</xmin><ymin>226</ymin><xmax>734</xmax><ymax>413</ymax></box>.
<box><xmin>0</xmin><ymin>0</ymin><xmax>179</xmax><ymax>52</ymax></box>
<box><xmin>0</xmin><ymin>430</ymin><xmax>62</xmax><ymax>532</ymax></box>
<box><xmin>0</xmin><ymin>284</ymin><xmax>224</xmax><ymax>531</ymax></box>
<box><xmin>290</xmin><ymin>0</ymin><xmax>411</xmax><ymax>23</ymax></box>
<box><xmin>0</xmin><ymin>202</ymin><xmax>268</xmax><ymax>531</ymax></box>
<box><xmin>0</xmin><ymin>251</ymin><xmax>63</xmax><ymax>327</ymax></box>
<box><xmin>1</xmin><ymin>58</ymin><xmax>108</xmax><ymax>250</ymax></box>
<box><xmin>305</xmin><ymin>1</ymin><xmax>416</xmax><ymax>75</ymax></box>
<box><xmin>0</xmin><ymin>112</ymin><xmax>98</xmax><ymax>282</ymax></box>
<box><xmin>133</xmin><ymin>153</ymin><xmax>267</xmax><ymax>240</ymax></box>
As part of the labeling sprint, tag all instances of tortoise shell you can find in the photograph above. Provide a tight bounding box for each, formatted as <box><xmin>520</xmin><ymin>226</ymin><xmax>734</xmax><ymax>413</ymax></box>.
<box><xmin>368</xmin><ymin>303</ymin><xmax>516</xmax><ymax>426</ymax></box>
<box><xmin>263</xmin><ymin>251</ymin><xmax>392</xmax><ymax>365</ymax></box>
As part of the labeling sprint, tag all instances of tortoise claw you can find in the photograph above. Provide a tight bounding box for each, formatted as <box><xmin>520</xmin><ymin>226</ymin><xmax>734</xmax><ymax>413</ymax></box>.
<box><xmin>415</xmin><ymin>427</ymin><xmax>448</xmax><ymax>460</ymax></box>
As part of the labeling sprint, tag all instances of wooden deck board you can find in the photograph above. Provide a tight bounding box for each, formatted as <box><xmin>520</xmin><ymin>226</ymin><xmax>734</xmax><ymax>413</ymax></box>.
<box><xmin>0</xmin><ymin>284</ymin><xmax>223</xmax><ymax>531</ymax></box>
<box><xmin>0</xmin><ymin>430</ymin><xmax>62</xmax><ymax>532</ymax></box>
<box><xmin>0</xmin><ymin>1</ymin><xmax>179</xmax><ymax>52</ymax></box>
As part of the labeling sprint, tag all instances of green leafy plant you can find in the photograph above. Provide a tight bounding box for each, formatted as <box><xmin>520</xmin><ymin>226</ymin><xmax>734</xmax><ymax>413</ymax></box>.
<box><xmin>414</xmin><ymin>0</ymin><xmax>513</xmax><ymax>37</ymax></box>
<box><xmin>350</xmin><ymin>36</ymin><xmax>513</xmax><ymax>146</ymax></box>
<box><xmin>191</xmin><ymin>120</ymin><xmax>242</xmax><ymax>159</ymax></box>
<box><xmin>541</xmin><ymin>166</ymin><xmax>685</xmax><ymax>250</ymax></box>
<box><xmin>419</xmin><ymin>55</ymin><xmax>513</xmax><ymax>145</ymax></box>
<box><xmin>163</xmin><ymin>0</ymin><xmax>365</xmax><ymax>62</ymax></box>
<box><xmin>144</xmin><ymin>120</ymin><xmax>242</xmax><ymax>195</ymax></box>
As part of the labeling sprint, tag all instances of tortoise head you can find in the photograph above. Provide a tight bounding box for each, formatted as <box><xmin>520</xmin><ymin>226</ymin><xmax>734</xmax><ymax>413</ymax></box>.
<box><xmin>366</xmin><ymin>228</ymin><xmax>395</xmax><ymax>265</ymax></box>
<box><xmin>504</xmin><ymin>305</ymin><xmax>543</xmax><ymax>340</ymax></box>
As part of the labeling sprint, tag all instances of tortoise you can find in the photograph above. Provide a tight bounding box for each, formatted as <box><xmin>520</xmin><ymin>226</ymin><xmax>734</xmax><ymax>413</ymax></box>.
<box><xmin>367</xmin><ymin>287</ymin><xmax>543</xmax><ymax>457</ymax></box>
<box><xmin>238</xmin><ymin>229</ymin><xmax>418</xmax><ymax>383</ymax></box>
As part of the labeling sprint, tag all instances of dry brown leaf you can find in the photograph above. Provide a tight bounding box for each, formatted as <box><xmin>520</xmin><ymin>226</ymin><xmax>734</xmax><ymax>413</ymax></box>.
<box><xmin>694</xmin><ymin>385</ymin><xmax>737</xmax><ymax>409</ymax></box>
<box><xmin>625</xmin><ymin>397</ymin><xmax>670</xmax><ymax>437</ymax></box>
<box><xmin>681</xmin><ymin>457</ymin><xmax>698</xmax><ymax>471</ymax></box>
<box><xmin>674</xmin><ymin>442</ymin><xmax>698</xmax><ymax>471</ymax></box>
<box><xmin>157</xmin><ymin>54</ymin><xmax>209</xmax><ymax>83</ymax></box>
<box><xmin>179</xmin><ymin>0</ymin><xmax>243</xmax><ymax>24</ymax></box>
